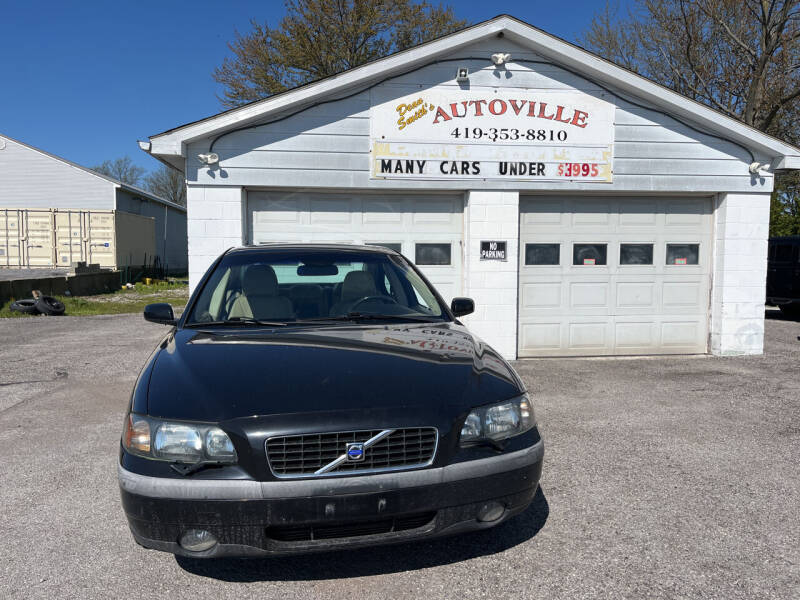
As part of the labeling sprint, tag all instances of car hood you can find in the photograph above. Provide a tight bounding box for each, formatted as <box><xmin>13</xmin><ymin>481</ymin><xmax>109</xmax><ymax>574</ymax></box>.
<box><xmin>145</xmin><ymin>322</ymin><xmax>523</xmax><ymax>423</ymax></box>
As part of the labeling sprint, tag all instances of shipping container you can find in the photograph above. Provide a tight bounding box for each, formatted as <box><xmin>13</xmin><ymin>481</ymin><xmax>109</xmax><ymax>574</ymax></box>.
<box><xmin>0</xmin><ymin>208</ymin><xmax>155</xmax><ymax>270</ymax></box>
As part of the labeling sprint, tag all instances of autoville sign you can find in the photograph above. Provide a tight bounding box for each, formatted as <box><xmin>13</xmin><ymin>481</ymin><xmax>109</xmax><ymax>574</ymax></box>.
<box><xmin>370</xmin><ymin>90</ymin><xmax>614</xmax><ymax>182</ymax></box>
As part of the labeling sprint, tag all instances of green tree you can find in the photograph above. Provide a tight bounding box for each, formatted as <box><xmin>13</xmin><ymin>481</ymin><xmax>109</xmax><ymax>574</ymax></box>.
<box><xmin>92</xmin><ymin>156</ymin><xmax>146</xmax><ymax>187</ymax></box>
<box><xmin>770</xmin><ymin>172</ymin><xmax>800</xmax><ymax>236</ymax></box>
<box><xmin>213</xmin><ymin>0</ymin><xmax>467</xmax><ymax>107</ymax></box>
<box><xmin>583</xmin><ymin>1</ymin><xmax>800</xmax><ymax>236</ymax></box>
<box><xmin>144</xmin><ymin>165</ymin><xmax>186</xmax><ymax>207</ymax></box>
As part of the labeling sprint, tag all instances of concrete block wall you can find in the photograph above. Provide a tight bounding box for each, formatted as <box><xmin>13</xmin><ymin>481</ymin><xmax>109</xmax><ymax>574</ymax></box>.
<box><xmin>186</xmin><ymin>186</ymin><xmax>244</xmax><ymax>291</ymax></box>
<box><xmin>710</xmin><ymin>192</ymin><xmax>771</xmax><ymax>355</ymax></box>
<box><xmin>461</xmin><ymin>190</ymin><xmax>520</xmax><ymax>360</ymax></box>
<box><xmin>0</xmin><ymin>271</ymin><xmax>120</xmax><ymax>305</ymax></box>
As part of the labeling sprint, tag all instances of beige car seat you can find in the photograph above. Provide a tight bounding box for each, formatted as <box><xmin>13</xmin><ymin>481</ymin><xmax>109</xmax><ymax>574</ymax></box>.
<box><xmin>328</xmin><ymin>271</ymin><xmax>378</xmax><ymax>316</ymax></box>
<box><xmin>228</xmin><ymin>264</ymin><xmax>294</xmax><ymax>320</ymax></box>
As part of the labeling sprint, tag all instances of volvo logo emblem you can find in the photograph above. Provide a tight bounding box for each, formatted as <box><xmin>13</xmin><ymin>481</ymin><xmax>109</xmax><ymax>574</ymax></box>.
<box><xmin>346</xmin><ymin>442</ymin><xmax>366</xmax><ymax>462</ymax></box>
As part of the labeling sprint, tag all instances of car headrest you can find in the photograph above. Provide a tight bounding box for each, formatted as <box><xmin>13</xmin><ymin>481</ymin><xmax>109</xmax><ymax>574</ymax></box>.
<box><xmin>290</xmin><ymin>284</ymin><xmax>323</xmax><ymax>300</ymax></box>
<box><xmin>242</xmin><ymin>264</ymin><xmax>279</xmax><ymax>297</ymax></box>
<box><xmin>340</xmin><ymin>271</ymin><xmax>376</xmax><ymax>301</ymax></box>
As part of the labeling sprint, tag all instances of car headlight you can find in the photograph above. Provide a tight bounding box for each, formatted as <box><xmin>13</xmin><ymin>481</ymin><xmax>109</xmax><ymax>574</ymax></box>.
<box><xmin>122</xmin><ymin>414</ymin><xmax>237</xmax><ymax>464</ymax></box>
<box><xmin>460</xmin><ymin>394</ymin><xmax>535</xmax><ymax>445</ymax></box>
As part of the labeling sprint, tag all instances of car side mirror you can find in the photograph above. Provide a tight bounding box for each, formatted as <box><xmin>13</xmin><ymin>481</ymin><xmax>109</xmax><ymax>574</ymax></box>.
<box><xmin>450</xmin><ymin>297</ymin><xmax>474</xmax><ymax>318</ymax></box>
<box><xmin>144</xmin><ymin>303</ymin><xmax>176</xmax><ymax>326</ymax></box>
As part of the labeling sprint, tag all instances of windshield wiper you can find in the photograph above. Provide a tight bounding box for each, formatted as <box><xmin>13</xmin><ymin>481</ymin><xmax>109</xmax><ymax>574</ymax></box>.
<box><xmin>295</xmin><ymin>312</ymin><xmax>441</xmax><ymax>324</ymax></box>
<box><xmin>186</xmin><ymin>317</ymin><xmax>288</xmax><ymax>328</ymax></box>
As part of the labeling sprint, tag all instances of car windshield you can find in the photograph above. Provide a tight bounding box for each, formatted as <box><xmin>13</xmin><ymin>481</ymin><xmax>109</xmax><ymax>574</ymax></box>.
<box><xmin>185</xmin><ymin>249</ymin><xmax>449</xmax><ymax>325</ymax></box>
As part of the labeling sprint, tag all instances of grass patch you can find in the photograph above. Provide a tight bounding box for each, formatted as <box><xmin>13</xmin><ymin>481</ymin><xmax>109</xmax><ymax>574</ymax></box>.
<box><xmin>0</xmin><ymin>280</ymin><xmax>189</xmax><ymax>318</ymax></box>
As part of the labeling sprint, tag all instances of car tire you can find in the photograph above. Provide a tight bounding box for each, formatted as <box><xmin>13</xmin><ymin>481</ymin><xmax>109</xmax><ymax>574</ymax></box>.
<box><xmin>34</xmin><ymin>295</ymin><xmax>66</xmax><ymax>316</ymax></box>
<box><xmin>778</xmin><ymin>304</ymin><xmax>800</xmax><ymax>319</ymax></box>
<box><xmin>9</xmin><ymin>299</ymin><xmax>40</xmax><ymax>314</ymax></box>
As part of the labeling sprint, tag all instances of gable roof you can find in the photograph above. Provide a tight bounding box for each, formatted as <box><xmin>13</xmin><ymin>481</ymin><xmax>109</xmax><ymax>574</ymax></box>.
<box><xmin>1</xmin><ymin>133</ymin><xmax>186</xmax><ymax>212</ymax></box>
<box><xmin>144</xmin><ymin>14</ymin><xmax>800</xmax><ymax>170</ymax></box>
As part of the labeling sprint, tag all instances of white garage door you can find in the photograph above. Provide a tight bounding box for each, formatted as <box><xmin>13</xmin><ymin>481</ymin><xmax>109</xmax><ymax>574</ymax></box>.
<box><xmin>247</xmin><ymin>191</ymin><xmax>463</xmax><ymax>302</ymax></box>
<box><xmin>518</xmin><ymin>196</ymin><xmax>713</xmax><ymax>357</ymax></box>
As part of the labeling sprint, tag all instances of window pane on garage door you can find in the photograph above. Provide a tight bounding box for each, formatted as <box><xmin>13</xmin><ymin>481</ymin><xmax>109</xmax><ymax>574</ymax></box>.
<box><xmin>519</xmin><ymin>196</ymin><xmax>712</xmax><ymax>356</ymax></box>
<box><xmin>573</xmin><ymin>243</ymin><xmax>607</xmax><ymax>266</ymax></box>
<box><xmin>620</xmin><ymin>244</ymin><xmax>653</xmax><ymax>265</ymax></box>
<box><xmin>525</xmin><ymin>244</ymin><xmax>560</xmax><ymax>265</ymax></box>
<box><xmin>415</xmin><ymin>243</ymin><xmax>451</xmax><ymax>265</ymax></box>
<box><xmin>246</xmin><ymin>191</ymin><xmax>463</xmax><ymax>302</ymax></box>
<box><xmin>666</xmin><ymin>244</ymin><xmax>700</xmax><ymax>265</ymax></box>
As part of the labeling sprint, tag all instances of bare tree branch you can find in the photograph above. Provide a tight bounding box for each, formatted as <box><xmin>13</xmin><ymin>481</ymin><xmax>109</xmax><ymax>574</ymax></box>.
<box><xmin>697</xmin><ymin>1</ymin><xmax>759</xmax><ymax>61</ymax></box>
<box><xmin>761</xmin><ymin>86</ymin><xmax>800</xmax><ymax>130</ymax></box>
<box><xmin>213</xmin><ymin>0</ymin><xmax>467</xmax><ymax>108</ymax></box>
<box><xmin>583</xmin><ymin>0</ymin><xmax>800</xmax><ymax>236</ymax></box>
<box><xmin>92</xmin><ymin>157</ymin><xmax>145</xmax><ymax>187</ymax></box>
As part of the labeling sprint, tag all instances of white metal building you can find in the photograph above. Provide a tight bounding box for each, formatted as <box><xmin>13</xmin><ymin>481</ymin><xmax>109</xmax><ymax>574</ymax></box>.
<box><xmin>0</xmin><ymin>133</ymin><xmax>187</xmax><ymax>272</ymax></box>
<box><xmin>142</xmin><ymin>15</ymin><xmax>800</xmax><ymax>359</ymax></box>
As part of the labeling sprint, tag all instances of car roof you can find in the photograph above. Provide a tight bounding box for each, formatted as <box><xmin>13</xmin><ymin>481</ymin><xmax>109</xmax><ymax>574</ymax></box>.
<box><xmin>227</xmin><ymin>243</ymin><xmax>398</xmax><ymax>255</ymax></box>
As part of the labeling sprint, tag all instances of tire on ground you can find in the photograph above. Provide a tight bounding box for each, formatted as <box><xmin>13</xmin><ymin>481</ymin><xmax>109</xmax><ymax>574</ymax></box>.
<box><xmin>34</xmin><ymin>295</ymin><xmax>66</xmax><ymax>316</ymax></box>
<box><xmin>9</xmin><ymin>299</ymin><xmax>40</xmax><ymax>314</ymax></box>
<box><xmin>778</xmin><ymin>304</ymin><xmax>800</xmax><ymax>319</ymax></box>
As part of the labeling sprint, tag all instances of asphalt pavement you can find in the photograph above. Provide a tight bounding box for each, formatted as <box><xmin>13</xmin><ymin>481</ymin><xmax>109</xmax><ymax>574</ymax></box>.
<box><xmin>1</xmin><ymin>310</ymin><xmax>798</xmax><ymax>599</ymax></box>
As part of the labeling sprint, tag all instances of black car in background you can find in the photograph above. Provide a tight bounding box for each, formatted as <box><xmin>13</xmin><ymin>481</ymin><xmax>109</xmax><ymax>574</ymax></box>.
<box><xmin>119</xmin><ymin>244</ymin><xmax>544</xmax><ymax>558</ymax></box>
<box><xmin>767</xmin><ymin>236</ymin><xmax>800</xmax><ymax>318</ymax></box>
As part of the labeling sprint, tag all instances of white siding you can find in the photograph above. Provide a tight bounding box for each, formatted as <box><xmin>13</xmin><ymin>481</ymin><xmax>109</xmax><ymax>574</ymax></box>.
<box><xmin>115</xmin><ymin>190</ymin><xmax>188</xmax><ymax>272</ymax></box>
<box><xmin>185</xmin><ymin>38</ymin><xmax>770</xmax><ymax>194</ymax></box>
<box><xmin>0</xmin><ymin>136</ymin><xmax>116</xmax><ymax>209</ymax></box>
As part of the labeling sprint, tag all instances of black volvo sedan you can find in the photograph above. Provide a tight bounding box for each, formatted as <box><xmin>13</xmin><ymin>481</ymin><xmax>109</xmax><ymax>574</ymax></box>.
<box><xmin>119</xmin><ymin>244</ymin><xmax>544</xmax><ymax>557</ymax></box>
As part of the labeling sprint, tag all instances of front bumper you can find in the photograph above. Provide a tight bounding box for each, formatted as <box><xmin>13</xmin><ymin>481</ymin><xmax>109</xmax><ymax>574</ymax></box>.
<box><xmin>119</xmin><ymin>440</ymin><xmax>544</xmax><ymax>557</ymax></box>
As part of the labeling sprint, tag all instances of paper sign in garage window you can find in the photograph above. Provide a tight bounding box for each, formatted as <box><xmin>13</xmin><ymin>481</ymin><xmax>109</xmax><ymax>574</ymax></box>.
<box><xmin>666</xmin><ymin>244</ymin><xmax>698</xmax><ymax>265</ymax></box>
<box><xmin>583</xmin><ymin>258</ymin><xmax>596</xmax><ymax>265</ymax></box>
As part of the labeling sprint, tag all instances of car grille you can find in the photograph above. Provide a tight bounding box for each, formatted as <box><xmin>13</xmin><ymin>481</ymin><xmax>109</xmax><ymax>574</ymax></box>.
<box><xmin>266</xmin><ymin>512</ymin><xmax>437</xmax><ymax>542</ymax></box>
<box><xmin>266</xmin><ymin>428</ymin><xmax>438</xmax><ymax>478</ymax></box>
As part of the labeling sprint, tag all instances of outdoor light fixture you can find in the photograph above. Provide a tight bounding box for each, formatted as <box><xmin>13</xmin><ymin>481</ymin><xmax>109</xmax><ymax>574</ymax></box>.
<box><xmin>456</xmin><ymin>66</ymin><xmax>469</xmax><ymax>81</ymax></box>
<box><xmin>491</xmin><ymin>53</ymin><xmax>512</xmax><ymax>65</ymax></box>
<box><xmin>198</xmin><ymin>152</ymin><xmax>219</xmax><ymax>165</ymax></box>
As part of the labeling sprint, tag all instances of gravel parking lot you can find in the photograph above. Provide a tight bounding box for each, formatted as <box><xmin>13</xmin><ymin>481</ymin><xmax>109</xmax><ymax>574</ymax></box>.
<box><xmin>1</xmin><ymin>311</ymin><xmax>798</xmax><ymax>599</ymax></box>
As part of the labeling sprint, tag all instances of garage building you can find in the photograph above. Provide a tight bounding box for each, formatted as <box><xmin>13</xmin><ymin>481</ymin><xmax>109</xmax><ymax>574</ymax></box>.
<box><xmin>142</xmin><ymin>15</ymin><xmax>800</xmax><ymax>359</ymax></box>
<box><xmin>0</xmin><ymin>134</ymin><xmax>187</xmax><ymax>273</ymax></box>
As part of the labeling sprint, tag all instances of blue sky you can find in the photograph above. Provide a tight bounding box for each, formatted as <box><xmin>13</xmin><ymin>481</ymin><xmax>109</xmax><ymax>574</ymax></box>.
<box><xmin>0</xmin><ymin>1</ymin><xmax>628</xmax><ymax>174</ymax></box>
